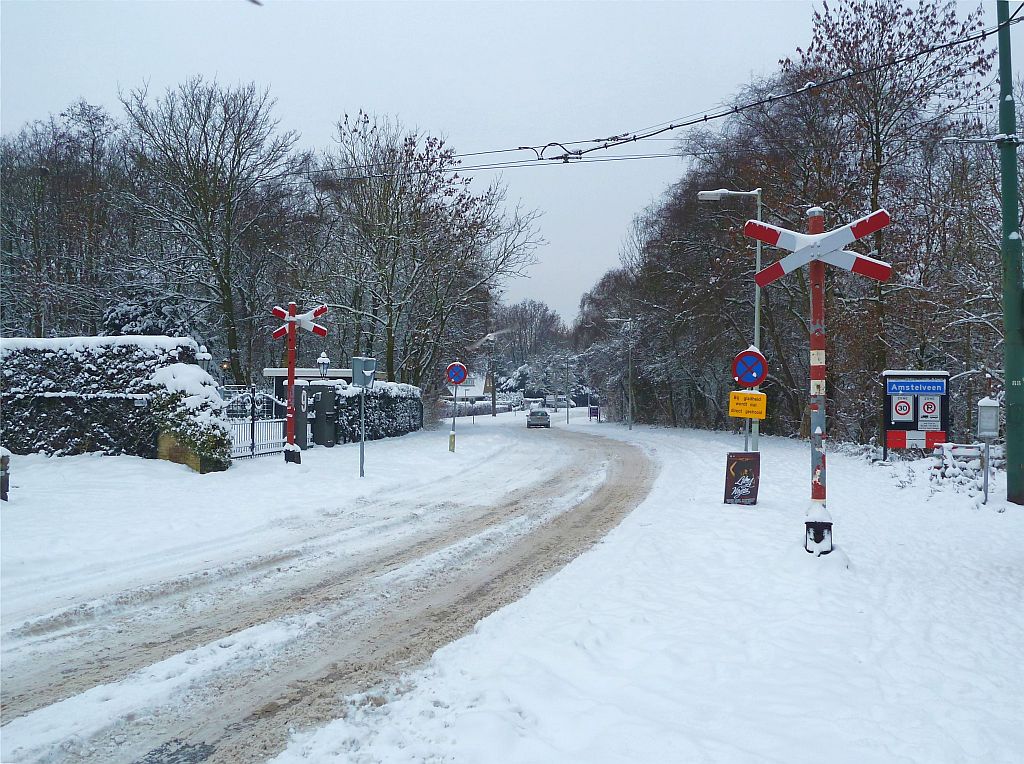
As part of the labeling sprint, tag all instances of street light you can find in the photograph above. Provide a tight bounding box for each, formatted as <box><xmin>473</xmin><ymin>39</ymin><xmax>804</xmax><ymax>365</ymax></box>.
<box><xmin>565</xmin><ymin>354</ymin><xmax>571</xmax><ymax>424</ymax></box>
<box><xmin>607</xmin><ymin>318</ymin><xmax>634</xmax><ymax>430</ymax></box>
<box><xmin>698</xmin><ymin>187</ymin><xmax>763</xmax><ymax>452</ymax></box>
<box><xmin>317</xmin><ymin>352</ymin><xmax>331</xmax><ymax>378</ymax></box>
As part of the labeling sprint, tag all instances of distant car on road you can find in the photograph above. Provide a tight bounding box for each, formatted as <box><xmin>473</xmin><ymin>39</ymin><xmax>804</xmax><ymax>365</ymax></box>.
<box><xmin>527</xmin><ymin>408</ymin><xmax>551</xmax><ymax>428</ymax></box>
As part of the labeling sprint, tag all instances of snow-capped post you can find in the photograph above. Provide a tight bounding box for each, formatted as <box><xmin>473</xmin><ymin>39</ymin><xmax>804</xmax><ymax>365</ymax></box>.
<box><xmin>977</xmin><ymin>396</ymin><xmax>1001</xmax><ymax>505</ymax></box>
<box><xmin>446</xmin><ymin>361</ymin><xmax>468</xmax><ymax>452</ymax></box>
<box><xmin>744</xmin><ymin>206</ymin><xmax>892</xmax><ymax>555</ymax></box>
<box><xmin>351</xmin><ymin>356</ymin><xmax>376</xmax><ymax>477</ymax></box>
<box><xmin>731</xmin><ymin>346</ymin><xmax>769</xmax><ymax>452</ymax></box>
<box><xmin>270</xmin><ymin>301</ymin><xmax>328</xmax><ymax>464</ymax></box>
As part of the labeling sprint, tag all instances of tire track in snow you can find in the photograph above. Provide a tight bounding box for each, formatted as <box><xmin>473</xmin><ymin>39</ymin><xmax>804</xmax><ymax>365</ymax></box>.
<box><xmin>1</xmin><ymin>428</ymin><xmax>656</xmax><ymax>764</ymax></box>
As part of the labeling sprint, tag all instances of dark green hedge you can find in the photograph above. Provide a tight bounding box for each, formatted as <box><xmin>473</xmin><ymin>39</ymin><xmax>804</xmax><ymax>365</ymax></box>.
<box><xmin>334</xmin><ymin>383</ymin><xmax>423</xmax><ymax>444</ymax></box>
<box><xmin>1</xmin><ymin>337</ymin><xmax>228</xmax><ymax>465</ymax></box>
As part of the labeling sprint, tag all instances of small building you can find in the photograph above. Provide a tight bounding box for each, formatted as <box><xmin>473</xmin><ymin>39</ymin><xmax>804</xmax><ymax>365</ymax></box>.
<box><xmin>443</xmin><ymin>372</ymin><xmax>489</xmax><ymax>403</ymax></box>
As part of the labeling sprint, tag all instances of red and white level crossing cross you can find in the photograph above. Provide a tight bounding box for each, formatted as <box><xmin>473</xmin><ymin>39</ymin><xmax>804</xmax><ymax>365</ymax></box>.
<box><xmin>271</xmin><ymin>303</ymin><xmax>328</xmax><ymax>339</ymax></box>
<box><xmin>745</xmin><ymin>209</ymin><xmax>892</xmax><ymax>288</ymax></box>
<box><xmin>270</xmin><ymin>301</ymin><xmax>329</xmax><ymax>463</ymax></box>
<box><xmin>743</xmin><ymin>207</ymin><xmax>893</xmax><ymax>522</ymax></box>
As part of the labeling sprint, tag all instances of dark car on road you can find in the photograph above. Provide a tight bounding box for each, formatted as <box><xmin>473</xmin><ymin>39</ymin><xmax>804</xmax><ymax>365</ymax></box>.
<box><xmin>527</xmin><ymin>408</ymin><xmax>551</xmax><ymax>428</ymax></box>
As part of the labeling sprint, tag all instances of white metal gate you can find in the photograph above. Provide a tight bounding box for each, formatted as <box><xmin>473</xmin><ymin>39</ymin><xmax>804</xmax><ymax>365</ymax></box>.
<box><xmin>223</xmin><ymin>386</ymin><xmax>286</xmax><ymax>459</ymax></box>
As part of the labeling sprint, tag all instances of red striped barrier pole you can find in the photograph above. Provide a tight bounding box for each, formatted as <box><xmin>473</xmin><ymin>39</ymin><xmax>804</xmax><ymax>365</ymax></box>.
<box><xmin>807</xmin><ymin>209</ymin><xmax>827</xmax><ymax>506</ymax></box>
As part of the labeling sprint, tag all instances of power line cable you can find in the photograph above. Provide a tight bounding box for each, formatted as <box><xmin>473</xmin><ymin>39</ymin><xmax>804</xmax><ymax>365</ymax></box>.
<box><xmin>540</xmin><ymin>11</ymin><xmax>1022</xmax><ymax>162</ymax></box>
<box><xmin>294</xmin><ymin>8</ymin><xmax>1020</xmax><ymax>182</ymax></box>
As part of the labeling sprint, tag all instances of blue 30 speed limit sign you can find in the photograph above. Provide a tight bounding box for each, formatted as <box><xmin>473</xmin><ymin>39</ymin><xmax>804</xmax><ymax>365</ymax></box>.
<box><xmin>446</xmin><ymin>362</ymin><xmax>468</xmax><ymax>385</ymax></box>
<box><xmin>732</xmin><ymin>348</ymin><xmax>768</xmax><ymax>388</ymax></box>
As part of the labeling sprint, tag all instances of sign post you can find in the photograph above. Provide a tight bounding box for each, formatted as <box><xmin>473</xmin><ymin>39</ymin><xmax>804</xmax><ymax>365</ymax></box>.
<box><xmin>352</xmin><ymin>357</ymin><xmax>376</xmax><ymax>477</ymax></box>
<box><xmin>745</xmin><ymin>207</ymin><xmax>892</xmax><ymax>554</ymax></box>
<box><xmin>271</xmin><ymin>301</ymin><xmax>328</xmax><ymax>464</ymax></box>
<box><xmin>726</xmin><ymin>348</ymin><xmax>768</xmax><ymax>506</ymax></box>
<box><xmin>977</xmin><ymin>396</ymin><xmax>1000</xmax><ymax>505</ymax></box>
<box><xmin>731</xmin><ymin>347</ymin><xmax>768</xmax><ymax>451</ymax></box>
<box><xmin>446</xmin><ymin>361</ymin><xmax>468</xmax><ymax>452</ymax></box>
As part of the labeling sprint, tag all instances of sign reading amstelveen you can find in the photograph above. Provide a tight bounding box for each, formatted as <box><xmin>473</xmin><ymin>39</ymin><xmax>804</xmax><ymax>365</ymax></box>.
<box><xmin>886</xmin><ymin>378</ymin><xmax>947</xmax><ymax>395</ymax></box>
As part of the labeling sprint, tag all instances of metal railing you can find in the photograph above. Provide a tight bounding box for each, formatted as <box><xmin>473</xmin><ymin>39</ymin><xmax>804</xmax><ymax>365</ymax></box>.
<box><xmin>222</xmin><ymin>385</ymin><xmax>286</xmax><ymax>459</ymax></box>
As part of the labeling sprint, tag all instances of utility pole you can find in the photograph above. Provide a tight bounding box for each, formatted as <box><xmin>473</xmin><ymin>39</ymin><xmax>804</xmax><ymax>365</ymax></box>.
<box><xmin>627</xmin><ymin>332</ymin><xmax>634</xmax><ymax>430</ymax></box>
<box><xmin>566</xmin><ymin>355</ymin><xmax>571</xmax><ymax>424</ymax></box>
<box><xmin>490</xmin><ymin>338</ymin><xmax>497</xmax><ymax>417</ymax></box>
<box><xmin>608</xmin><ymin>317</ymin><xmax>635</xmax><ymax>429</ymax></box>
<box><xmin>997</xmin><ymin>0</ymin><xmax>1023</xmax><ymax>503</ymax></box>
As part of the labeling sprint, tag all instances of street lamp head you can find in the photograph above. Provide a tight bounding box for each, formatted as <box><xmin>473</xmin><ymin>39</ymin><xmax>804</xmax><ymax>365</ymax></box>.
<box><xmin>317</xmin><ymin>352</ymin><xmax>331</xmax><ymax>378</ymax></box>
<box><xmin>698</xmin><ymin>188</ymin><xmax>761</xmax><ymax>201</ymax></box>
<box><xmin>196</xmin><ymin>345</ymin><xmax>212</xmax><ymax>373</ymax></box>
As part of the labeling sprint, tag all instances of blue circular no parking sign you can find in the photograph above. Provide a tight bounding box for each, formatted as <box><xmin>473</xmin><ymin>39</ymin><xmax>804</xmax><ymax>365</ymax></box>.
<box><xmin>446</xmin><ymin>362</ymin><xmax>468</xmax><ymax>385</ymax></box>
<box><xmin>732</xmin><ymin>349</ymin><xmax>768</xmax><ymax>388</ymax></box>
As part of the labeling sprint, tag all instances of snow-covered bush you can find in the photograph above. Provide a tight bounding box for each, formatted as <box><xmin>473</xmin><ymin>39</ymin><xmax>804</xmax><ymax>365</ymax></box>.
<box><xmin>148</xmin><ymin>364</ymin><xmax>231</xmax><ymax>471</ymax></box>
<box><xmin>929</xmin><ymin>442</ymin><xmax>1003</xmax><ymax>498</ymax></box>
<box><xmin>333</xmin><ymin>382</ymin><xmax>422</xmax><ymax>443</ymax></box>
<box><xmin>0</xmin><ymin>337</ymin><xmax>227</xmax><ymax>464</ymax></box>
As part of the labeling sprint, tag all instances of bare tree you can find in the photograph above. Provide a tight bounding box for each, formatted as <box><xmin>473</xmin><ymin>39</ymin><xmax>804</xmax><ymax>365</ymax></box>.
<box><xmin>318</xmin><ymin>113</ymin><xmax>540</xmax><ymax>386</ymax></box>
<box><xmin>119</xmin><ymin>76</ymin><xmax>300</xmax><ymax>383</ymax></box>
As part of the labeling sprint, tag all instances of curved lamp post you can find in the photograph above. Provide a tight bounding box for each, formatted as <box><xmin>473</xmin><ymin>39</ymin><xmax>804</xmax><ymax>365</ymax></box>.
<box><xmin>607</xmin><ymin>317</ymin><xmax>634</xmax><ymax>430</ymax></box>
<box><xmin>697</xmin><ymin>187</ymin><xmax>763</xmax><ymax>451</ymax></box>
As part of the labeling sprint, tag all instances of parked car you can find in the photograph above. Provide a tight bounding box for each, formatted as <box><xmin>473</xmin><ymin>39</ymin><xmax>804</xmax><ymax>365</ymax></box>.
<box><xmin>527</xmin><ymin>408</ymin><xmax>551</xmax><ymax>428</ymax></box>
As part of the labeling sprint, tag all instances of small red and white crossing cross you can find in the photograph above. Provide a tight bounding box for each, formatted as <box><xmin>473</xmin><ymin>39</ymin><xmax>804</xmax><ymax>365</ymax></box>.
<box><xmin>743</xmin><ymin>209</ymin><xmax>892</xmax><ymax>287</ymax></box>
<box><xmin>271</xmin><ymin>302</ymin><xmax>328</xmax><ymax>339</ymax></box>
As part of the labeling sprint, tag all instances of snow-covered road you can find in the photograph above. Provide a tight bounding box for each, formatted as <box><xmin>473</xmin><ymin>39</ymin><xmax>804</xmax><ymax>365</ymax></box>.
<box><xmin>1</xmin><ymin>412</ymin><xmax>655</xmax><ymax>762</ymax></box>
<box><xmin>3</xmin><ymin>410</ymin><xmax>1024</xmax><ymax>763</ymax></box>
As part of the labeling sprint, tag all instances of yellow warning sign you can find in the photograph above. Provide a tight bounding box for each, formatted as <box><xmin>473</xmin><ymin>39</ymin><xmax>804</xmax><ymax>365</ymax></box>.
<box><xmin>729</xmin><ymin>390</ymin><xmax>767</xmax><ymax>420</ymax></box>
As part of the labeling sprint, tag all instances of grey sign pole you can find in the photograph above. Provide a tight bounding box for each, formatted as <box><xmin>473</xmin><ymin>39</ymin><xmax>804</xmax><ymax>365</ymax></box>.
<box><xmin>352</xmin><ymin>356</ymin><xmax>376</xmax><ymax>478</ymax></box>
<box><xmin>978</xmin><ymin>396</ymin><xmax>1000</xmax><ymax>505</ymax></box>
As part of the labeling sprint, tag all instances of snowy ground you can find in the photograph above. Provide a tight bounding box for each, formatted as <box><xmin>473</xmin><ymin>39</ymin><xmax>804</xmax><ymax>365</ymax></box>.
<box><xmin>3</xmin><ymin>410</ymin><xmax>1023</xmax><ymax>763</ymax></box>
<box><xmin>271</xmin><ymin>418</ymin><xmax>1024</xmax><ymax>763</ymax></box>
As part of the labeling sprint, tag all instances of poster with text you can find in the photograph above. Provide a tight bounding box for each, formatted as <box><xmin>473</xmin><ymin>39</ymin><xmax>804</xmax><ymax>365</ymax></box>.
<box><xmin>724</xmin><ymin>451</ymin><xmax>761</xmax><ymax>506</ymax></box>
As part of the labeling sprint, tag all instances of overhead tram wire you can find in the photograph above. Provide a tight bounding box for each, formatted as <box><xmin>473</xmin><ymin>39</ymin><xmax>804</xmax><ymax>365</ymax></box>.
<box><xmin>539</xmin><ymin>9</ymin><xmax>1024</xmax><ymax>162</ymax></box>
<box><xmin>293</xmin><ymin>8</ymin><xmax>1022</xmax><ymax>185</ymax></box>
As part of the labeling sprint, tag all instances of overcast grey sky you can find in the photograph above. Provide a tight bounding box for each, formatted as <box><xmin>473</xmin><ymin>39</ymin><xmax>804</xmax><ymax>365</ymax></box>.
<box><xmin>2</xmin><ymin>1</ymin><xmax>1019</xmax><ymax>322</ymax></box>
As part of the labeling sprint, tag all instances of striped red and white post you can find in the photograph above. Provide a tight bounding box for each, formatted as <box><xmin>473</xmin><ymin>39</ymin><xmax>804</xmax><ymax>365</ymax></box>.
<box><xmin>742</xmin><ymin>205</ymin><xmax>893</xmax><ymax>556</ymax></box>
<box><xmin>270</xmin><ymin>301</ymin><xmax>329</xmax><ymax>464</ymax></box>
<box><xmin>807</xmin><ymin>208</ymin><xmax>827</xmax><ymax>507</ymax></box>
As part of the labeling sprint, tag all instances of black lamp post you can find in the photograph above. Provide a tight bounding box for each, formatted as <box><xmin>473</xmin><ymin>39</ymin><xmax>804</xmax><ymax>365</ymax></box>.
<box><xmin>197</xmin><ymin>345</ymin><xmax>212</xmax><ymax>373</ymax></box>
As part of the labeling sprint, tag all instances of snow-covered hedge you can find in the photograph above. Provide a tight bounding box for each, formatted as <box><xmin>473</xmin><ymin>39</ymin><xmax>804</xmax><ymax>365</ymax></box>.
<box><xmin>440</xmin><ymin>400</ymin><xmax>514</xmax><ymax>418</ymax></box>
<box><xmin>333</xmin><ymin>382</ymin><xmax>423</xmax><ymax>443</ymax></box>
<box><xmin>0</xmin><ymin>337</ymin><xmax>229</xmax><ymax>466</ymax></box>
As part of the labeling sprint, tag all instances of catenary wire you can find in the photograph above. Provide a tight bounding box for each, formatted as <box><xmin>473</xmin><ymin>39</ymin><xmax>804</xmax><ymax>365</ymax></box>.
<box><xmin>294</xmin><ymin>9</ymin><xmax>1021</xmax><ymax>182</ymax></box>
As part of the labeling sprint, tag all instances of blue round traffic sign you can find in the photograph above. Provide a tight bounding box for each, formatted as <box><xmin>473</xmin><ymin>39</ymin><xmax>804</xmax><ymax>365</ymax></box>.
<box><xmin>446</xmin><ymin>362</ymin><xmax>468</xmax><ymax>385</ymax></box>
<box><xmin>732</xmin><ymin>349</ymin><xmax>768</xmax><ymax>388</ymax></box>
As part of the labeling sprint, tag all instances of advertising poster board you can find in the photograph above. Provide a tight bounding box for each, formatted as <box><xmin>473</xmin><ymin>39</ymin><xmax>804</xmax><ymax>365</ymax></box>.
<box><xmin>724</xmin><ymin>451</ymin><xmax>761</xmax><ymax>506</ymax></box>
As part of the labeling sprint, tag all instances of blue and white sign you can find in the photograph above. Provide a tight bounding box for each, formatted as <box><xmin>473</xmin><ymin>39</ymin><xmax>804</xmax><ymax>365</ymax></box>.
<box><xmin>885</xmin><ymin>378</ymin><xmax>946</xmax><ymax>395</ymax></box>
